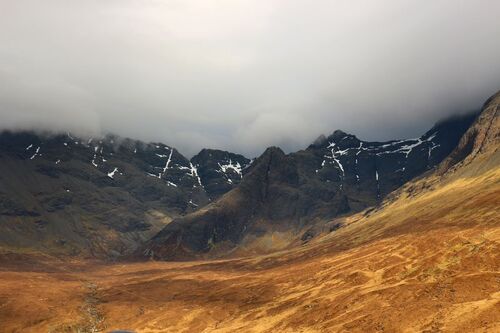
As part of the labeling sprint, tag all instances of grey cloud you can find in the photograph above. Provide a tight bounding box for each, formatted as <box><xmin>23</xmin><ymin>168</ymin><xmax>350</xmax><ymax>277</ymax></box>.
<box><xmin>1</xmin><ymin>0</ymin><xmax>499</xmax><ymax>157</ymax></box>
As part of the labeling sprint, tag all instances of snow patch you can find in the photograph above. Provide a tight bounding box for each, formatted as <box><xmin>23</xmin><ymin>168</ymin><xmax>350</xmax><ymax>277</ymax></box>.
<box><xmin>218</xmin><ymin>159</ymin><xmax>243</xmax><ymax>182</ymax></box>
<box><xmin>428</xmin><ymin>143</ymin><xmax>440</xmax><ymax>159</ymax></box>
<box><xmin>157</xmin><ymin>148</ymin><xmax>174</xmax><ymax>179</ymax></box>
<box><xmin>29</xmin><ymin>147</ymin><xmax>40</xmax><ymax>160</ymax></box>
<box><xmin>375</xmin><ymin>169</ymin><xmax>380</xmax><ymax>199</ymax></box>
<box><xmin>107</xmin><ymin>167</ymin><xmax>119</xmax><ymax>179</ymax></box>
<box><xmin>325</xmin><ymin>142</ymin><xmax>345</xmax><ymax>177</ymax></box>
<box><xmin>189</xmin><ymin>163</ymin><xmax>203</xmax><ymax>187</ymax></box>
<box><xmin>91</xmin><ymin>154</ymin><xmax>98</xmax><ymax>167</ymax></box>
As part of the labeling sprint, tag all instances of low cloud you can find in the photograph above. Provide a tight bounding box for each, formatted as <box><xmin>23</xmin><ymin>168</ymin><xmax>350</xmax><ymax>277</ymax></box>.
<box><xmin>1</xmin><ymin>0</ymin><xmax>499</xmax><ymax>157</ymax></box>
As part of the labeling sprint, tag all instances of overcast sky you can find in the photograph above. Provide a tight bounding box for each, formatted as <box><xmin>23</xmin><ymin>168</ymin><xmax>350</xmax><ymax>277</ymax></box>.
<box><xmin>1</xmin><ymin>0</ymin><xmax>499</xmax><ymax>157</ymax></box>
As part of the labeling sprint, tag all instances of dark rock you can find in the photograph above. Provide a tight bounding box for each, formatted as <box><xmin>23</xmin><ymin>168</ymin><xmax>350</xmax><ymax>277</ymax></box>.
<box><xmin>191</xmin><ymin>148</ymin><xmax>251</xmax><ymax>199</ymax></box>
<box><xmin>42</xmin><ymin>194</ymin><xmax>72</xmax><ymax>212</ymax></box>
<box><xmin>147</xmin><ymin>111</ymin><xmax>478</xmax><ymax>259</ymax></box>
<box><xmin>0</xmin><ymin>197</ymin><xmax>40</xmax><ymax>216</ymax></box>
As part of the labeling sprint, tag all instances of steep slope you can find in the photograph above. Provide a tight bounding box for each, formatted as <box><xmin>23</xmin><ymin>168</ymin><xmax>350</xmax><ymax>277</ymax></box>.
<box><xmin>1</xmin><ymin>92</ymin><xmax>497</xmax><ymax>333</ymax></box>
<box><xmin>191</xmin><ymin>149</ymin><xmax>252</xmax><ymax>200</ymax></box>
<box><xmin>0</xmin><ymin>132</ymin><xmax>248</xmax><ymax>257</ymax></box>
<box><xmin>146</xmin><ymin>112</ymin><xmax>477</xmax><ymax>259</ymax></box>
<box><xmin>314</xmin><ymin>89</ymin><xmax>499</xmax><ymax>251</ymax></box>
<box><xmin>438</xmin><ymin>90</ymin><xmax>499</xmax><ymax>174</ymax></box>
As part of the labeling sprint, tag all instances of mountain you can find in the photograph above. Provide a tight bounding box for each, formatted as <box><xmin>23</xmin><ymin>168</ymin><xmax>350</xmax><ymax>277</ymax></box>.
<box><xmin>438</xmin><ymin>91</ymin><xmax>499</xmax><ymax>174</ymax></box>
<box><xmin>145</xmin><ymin>112</ymin><xmax>477</xmax><ymax>259</ymax></box>
<box><xmin>0</xmin><ymin>103</ymin><xmax>483</xmax><ymax>260</ymax></box>
<box><xmin>191</xmin><ymin>149</ymin><xmax>251</xmax><ymax>200</ymax></box>
<box><xmin>1</xmin><ymin>92</ymin><xmax>497</xmax><ymax>333</ymax></box>
<box><xmin>0</xmin><ymin>132</ymin><xmax>250</xmax><ymax>257</ymax></box>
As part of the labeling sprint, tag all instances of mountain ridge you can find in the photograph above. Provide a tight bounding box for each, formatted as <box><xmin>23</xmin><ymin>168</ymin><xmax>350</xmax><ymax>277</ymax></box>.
<box><xmin>0</xmin><ymin>108</ymin><xmax>482</xmax><ymax>259</ymax></box>
<box><xmin>0</xmin><ymin>131</ymin><xmax>251</xmax><ymax>257</ymax></box>
<box><xmin>0</xmin><ymin>94</ymin><xmax>497</xmax><ymax>332</ymax></box>
<box><xmin>145</xmin><ymin>111</ymin><xmax>478</xmax><ymax>260</ymax></box>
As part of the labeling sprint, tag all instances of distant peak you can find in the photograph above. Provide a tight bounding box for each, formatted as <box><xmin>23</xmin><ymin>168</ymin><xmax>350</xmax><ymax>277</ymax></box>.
<box><xmin>312</xmin><ymin>134</ymin><xmax>327</xmax><ymax>146</ymax></box>
<box><xmin>331</xmin><ymin>129</ymin><xmax>348</xmax><ymax>138</ymax></box>
<box><xmin>326</xmin><ymin>130</ymin><xmax>359</xmax><ymax>143</ymax></box>
<box><xmin>262</xmin><ymin>146</ymin><xmax>285</xmax><ymax>156</ymax></box>
<box><xmin>483</xmin><ymin>89</ymin><xmax>500</xmax><ymax>109</ymax></box>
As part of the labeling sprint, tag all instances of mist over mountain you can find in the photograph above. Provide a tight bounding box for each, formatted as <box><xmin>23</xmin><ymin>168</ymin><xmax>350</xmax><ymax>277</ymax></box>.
<box><xmin>1</xmin><ymin>89</ymin><xmax>498</xmax><ymax>332</ymax></box>
<box><xmin>1</xmin><ymin>2</ymin><xmax>500</xmax><ymax>331</ymax></box>
<box><xmin>1</xmin><ymin>1</ymin><xmax>500</xmax><ymax>156</ymax></box>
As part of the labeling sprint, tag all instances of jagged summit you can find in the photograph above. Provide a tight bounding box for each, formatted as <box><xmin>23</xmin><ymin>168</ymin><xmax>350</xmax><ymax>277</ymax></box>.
<box><xmin>329</xmin><ymin>129</ymin><xmax>350</xmax><ymax>140</ymax></box>
<box><xmin>146</xmin><ymin>111</ymin><xmax>478</xmax><ymax>260</ymax></box>
<box><xmin>191</xmin><ymin>148</ymin><xmax>251</xmax><ymax>199</ymax></box>
<box><xmin>0</xmin><ymin>100</ymin><xmax>486</xmax><ymax>259</ymax></box>
<box><xmin>0</xmin><ymin>130</ymin><xmax>250</xmax><ymax>257</ymax></box>
<box><xmin>309</xmin><ymin>130</ymin><xmax>356</xmax><ymax>148</ymax></box>
<box><xmin>311</xmin><ymin>134</ymin><xmax>327</xmax><ymax>147</ymax></box>
<box><xmin>438</xmin><ymin>91</ymin><xmax>499</xmax><ymax>173</ymax></box>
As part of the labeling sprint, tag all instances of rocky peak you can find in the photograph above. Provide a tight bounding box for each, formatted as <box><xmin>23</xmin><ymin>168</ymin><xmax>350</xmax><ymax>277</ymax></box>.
<box><xmin>438</xmin><ymin>90</ymin><xmax>499</xmax><ymax>173</ymax></box>
<box><xmin>190</xmin><ymin>148</ymin><xmax>251</xmax><ymax>200</ymax></box>
<box><xmin>311</xmin><ymin>134</ymin><xmax>327</xmax><ymax>147</ymax></box>
<box><xmin>0</xmin><ymin>131</ymin><xmax>252</xmax><ymax>257</ymax></box>
<box><xmin>146</xmin><ymin>110</ymin><xmax>478</xmax><ymax>259</ymax></box>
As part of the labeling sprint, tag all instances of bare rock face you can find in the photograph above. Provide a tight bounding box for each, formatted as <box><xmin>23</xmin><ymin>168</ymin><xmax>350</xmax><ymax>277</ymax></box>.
<box><xmin>146</xmin><ymin>111</ymin><xmax>477</xmax><ymax>260</ymax></box>
<box><xmin>1</xmin><ymin>90</ymin><xmax>494</xmax><ymax>260</ymax></box>
<box><xmin>0</xmin><ymin>132</ymin><xmax>248</xmax><ymax>257</ymax></box>
<box><xmin>439</xmin><ymin>91</ymin><xmax>499</xmax><ymax>173</ymax></box>
<box><xmin>191</xmin><ymin>149</ymin><xmax>251</xmax><ymax>200</ymax></box>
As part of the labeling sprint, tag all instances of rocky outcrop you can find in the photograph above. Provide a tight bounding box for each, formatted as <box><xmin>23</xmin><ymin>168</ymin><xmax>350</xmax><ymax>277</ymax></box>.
<box><xmin>191</xmin><ymin>149</ymin><xmax>251</xmax><ymax>200</ymax></box>
<box><xmin>438</xmin><ymin>91</ymin><xmax>499</xmax><ymax>173</ymax></box>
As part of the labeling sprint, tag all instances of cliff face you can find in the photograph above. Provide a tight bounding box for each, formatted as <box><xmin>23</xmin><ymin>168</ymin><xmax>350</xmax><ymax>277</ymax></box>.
<box><xmin>0</xmin><ymin>91</ymin><xmax>492</xmax><ymax>260</ymax></box>
<box><xmin>191</xmin><ymin>149</ymin><xmax>251</xmax><ymax>200</ymax></box>
<box><xmin>0</xmin><ymin>132</ymin><xmax>249</xmax><ymax>257</ymax></box>
<box><xmin>439</xmin><ymin>91</ymin><xmax>499</xmax><ymax>173</ymax></box>
<box><xmin>146</xmin><ymin>112</ymin><xmax>478</xmax><ymax>260</ymax></box>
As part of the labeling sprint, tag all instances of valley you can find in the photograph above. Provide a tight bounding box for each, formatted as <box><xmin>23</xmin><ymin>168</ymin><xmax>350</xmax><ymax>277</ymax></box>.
<box><xmin>0</xmin><ymin>92</ymin><xmax>498</xmax><ymax>332</ymax></box>
<box><xmin>1</xmin><ymin>2</ymin><xmax>499</xmax><ymax>332</ymax></box>
<box><xmin>1</xmin><ymin>155</ymin><xmax>498</xmax><ymax>332</ymax></box>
